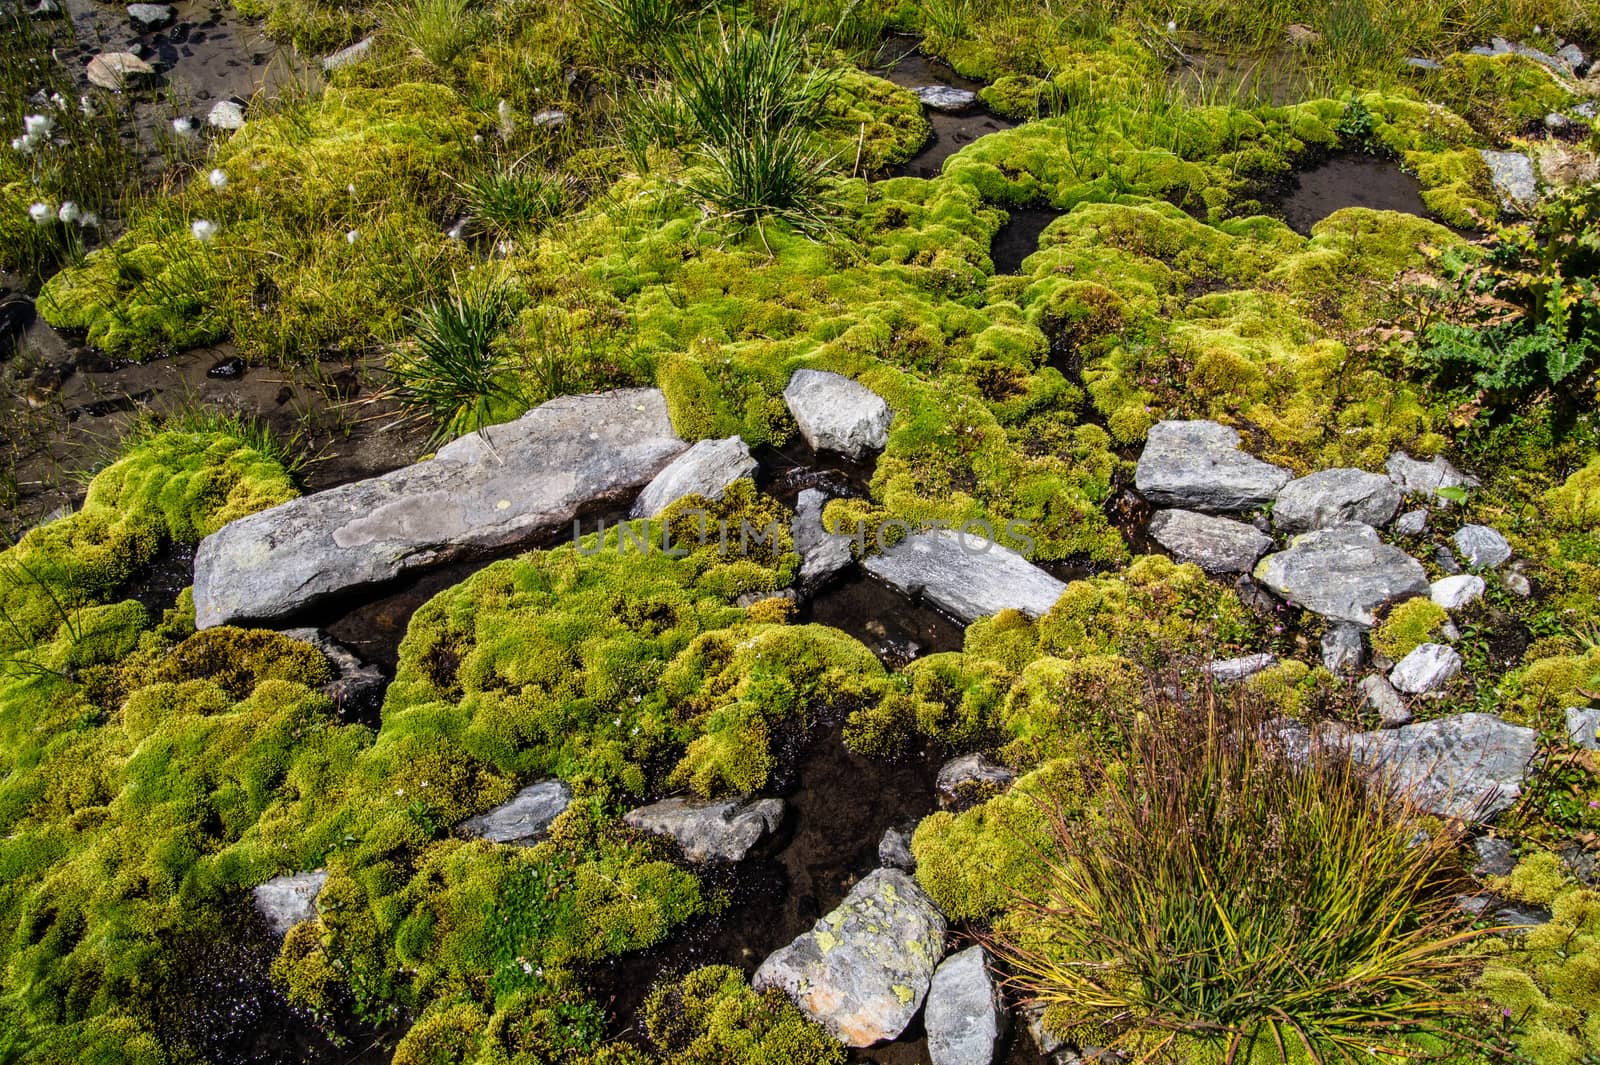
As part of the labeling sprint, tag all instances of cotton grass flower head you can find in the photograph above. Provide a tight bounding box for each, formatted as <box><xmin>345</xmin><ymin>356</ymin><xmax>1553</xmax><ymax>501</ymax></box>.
<box><xmin>172</xmin><ymin>116</ymin><xmax>195</xmax><ymax>137</ymax></box>
<box><xmin>190</xmin><ymin>218</ymin><xmax>219</xmax><ymax>241</ymax></box>
<box><xmin>28</xmin><ymin>202</ymin><xmax>53</xmax><ymax>225</ymax></box>
<box><xmin>57</xmin><ymin>201</ymin><xmax>80</xmax><ymax>224</ymax></box>
<box><xmin>208</xmin><ymin>167</ymin><xmax>228</xmax><ymax>190</ymax></box>
<box><xmin>345</xmin><ymin>229</ymin><xmax>359</xmax><ymax>244</ymax></box>
<box><xmin>23</xmin><ymin>114</ymin><xmax>53</xmax><ymax>138</ymax></box>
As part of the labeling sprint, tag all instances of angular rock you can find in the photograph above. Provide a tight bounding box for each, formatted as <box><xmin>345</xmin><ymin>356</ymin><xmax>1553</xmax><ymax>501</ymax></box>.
<box><xmin>863</xmin><ymin>529</ymin><xmax>1065</xmax><ymax>624</ymax></box>
<box><xmin>1342</xmin><ymin>712</ymin><xmax>1537</xmax><ymax>821</ymax></box>
<box><xmin>754</xmin><ymin>868</ymin><xmax>946</xmax><ymax>1046</ymax></box>
<box><xmin>252</xmin><ymin>871</ymin><xmax>326</xmax><ymax>936</ymax></box>
<box><xmin>878</xmin><ymin>822</ymin><xmax>916</xmax><ymax>872</ymax></box>
<box><xmin>1273</xmin><ymin>468</ymin><xmax>1402</xmax><ymax>532</ymax></box>
<box><xmin>1431</xmin><ymin>574</ymin><xmax>1486</xmax><ymax>610</ymax></box>
<box><xmin>321</xmin><ymin>35</ymin><xmax>373</xmax><ymax>71</ymax></box>
<box><xmin>1148</xmin><ymin>508</ymin><xmax>1271</xmax><ymax>574</ymax></box>
<box><xmin>457</xmin><ymin>780</ymin><xmax>572</xmax><ymax>844</ymax></box>
<box><xmin>629</xmin><ymin>435</ymin><xmax>756</xmax><ymax>518</ymax></box>
<box><xmin>1554</xmin><ymin>43</ymin><xmax>1586</xmax><ymax>73</ymax></box>
<box><xmin>1473</xmin><ymin>836</ymin><xmax>1516</xmax><ymax>879</ymax></box>
<box><xmin>127</xmin><ymin>3</ymin><xmax>174</xmax><ymax>28</ymax></box>
<box><xmin>1479</xmin><ymin>149</ymin><xmax>1539</xmax><ymax>213</ymax></box>
<box><xmin>193</xmin><ymin>389</ymin><xmax>685</xmax><ymax>627</ymax></box>
<box><xmin>1567</xmin><ymin>706</ymin><xmax>1600</xmax><ymax>750</ymax></box>
<box><xmin>1393</xmin><ymin>508</ymin><xmax>1428</xmax><ymax>536</ymax></box>
<box><xmin>1503</xmin><ymin>570</ymin><xmax>1533</xmax><ymax>597</ymax></box>
<box><xmin>281</xmin><ymin>627</ymin><xmax>386</xmax><ymax>719</ymax></box>
<box><xmin>912</xmin><ymin>85</ymin><xmax>978</xmax><ymax>112</ymax></box>
<box><xmin>1322</xmin><ymin>623</ymin><xmax>1364</xmax><ymax>674</ymax></box>
<box><xmin>1206</xmin><ymin>653</ymin><xmax>1278</xmax><ymax>684</ymax></box>
<box><xmin>926</xmin><ymin>946</ymin><xmax>1007</xmax><ymax>1065</ymax></box>
<box><xmin>1390</xmin><ymin>643</ymin><xmax>1462</xmax><ymax>694</ymax></box>
<box><xmin>1253</xmin><ymin>522</ymin><xmax>1429</xmax><ymax>626</ymax></box>
<box><xmin>1360</xmin><ymin>673</ymin><xmax>1412</xmax><ymax>727</ymax></box>
<box><xmin>207</xmin><ymin>99</ymin><xmax>245</xmax><ymax>130</ymax></box>
<box><xmin>87</xmin><ymin>51</ymin><xmax>155</xmax><ymax>90</ymax></box>
<box><xmin>937</xmin><ymin>752</ymin><xmax>1018</xmax><ymax>807</ymax></box>
<box><xmin>1134</xmin><ymin>420</ymin><xmax>1290</xmax><ymax>512</ymax></box>
<box><xmin>622</xmin><ymin>795</ymin><xmax>783</xmax><ymax>862</ymax></box>
<box><xmin>1404</xmin><ymin>56</ymin><xmax>1443</xmax><ymax>70</ymax></box>
<box><xmin>1386</xmin><ymin>451</ymin><xmax>1478</xmax><ymax>500</ymax></box>
<box><xmin>791</xmin><ymin>488</ymin><xmax>855</xmax><ymax>591</ymax></box>
<box><xmin>784</xmin><ymin>369</ymin><xmax>892</xmax><ymax>460</ymax></box>
<box><xmin>1454</xmin><ymin>524</ymin><xmax>1512</xmax><ymax>568</ymax></box>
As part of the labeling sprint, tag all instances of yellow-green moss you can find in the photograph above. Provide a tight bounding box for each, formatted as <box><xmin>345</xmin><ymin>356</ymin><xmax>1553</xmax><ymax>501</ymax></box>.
<box><xmin>642</xmin><ymin>965</ymin><xmax>845</xmax><ymax>1065</ymax></box>
<box><xmin>1372</xmin><ymin>597</ymin><xmax>1450</xmax><ymax>660</ymax></box>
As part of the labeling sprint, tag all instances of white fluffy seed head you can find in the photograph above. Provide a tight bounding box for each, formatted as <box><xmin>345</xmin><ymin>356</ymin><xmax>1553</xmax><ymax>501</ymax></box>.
<box><xmin>172</xmin><ymin>116</ymin><xmax>194</xmax><ymax>136</ymax></box>
<box><xmin>190</xmin><ymin>218</ymin><xmax>219</xmax><ymax>241</ymax></box>
<box><xmin>208</xmin><ymin>168</ymin><xmax>228</xmax><ymax>189</ymax></box>
<box><xmin>29</xmin><ymin>201</ymin><xmax>53</xmax><ymax>225</ymax></box>
<box><xmin>57</xmin><ymin>201</ymin><xmax>79</xmax><ymax>224</ymax></box>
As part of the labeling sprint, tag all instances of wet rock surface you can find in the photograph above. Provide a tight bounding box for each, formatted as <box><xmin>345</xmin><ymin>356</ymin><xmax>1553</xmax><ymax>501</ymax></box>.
<box><xmin>912</xmin><ymin>84</ymin><xmax>979</xmax><ymax>111</ymax></box>
<box><xmin>629</xmin><ymin>435</ymin><xmax>757</xmax><ymax>518</ymax></box>
<box><xmin>1254</xmin><ymin>522</ymin><xmax>1430</xmax><ymax>626</ymax></box>
<box><xmin>1148</xmin><ymin>508</ymin><xmax>1272</xmax><ymax>574</ymax></box>
<box><xmin>784</xmin><ymin>369</ymin><xmax>892</xmax><ymax>460</ymax></box>
<box><xmin>193</xmin><ymin>388</ymin><xmax>685</xmax><ymax>627</ymax></box>
<box><xmin>1134</xmin><ymin>420</ymin><xmax>1290</xmax><ymax>512</ymax></box>
<box><xmin>791</xmin><ymin>488</ymin><xmax>856</xmax><ymax>591</ymax></box>
<box><xmin>622</xmin><ymin>795</ymin><xmax>785</xmax><ymax>863</ymax></box>
<box><xmin>863</xmin><ymin>530</ymin><xmax>1066</xmax><ymax>624</ymax></box>
<box><xmin>456</xmin><ymin>780</ymin><xmax>573</xmax><ymax>844</ymax></box>
<box><xmin>251</xmin><ymin>871</ymin><xmax>326</xmax><ymax>936</ymax></box>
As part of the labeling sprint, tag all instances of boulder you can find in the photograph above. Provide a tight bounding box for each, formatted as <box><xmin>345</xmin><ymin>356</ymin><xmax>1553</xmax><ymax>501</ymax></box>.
<box><xmin>207</xmin><ymin>99</ymin><xmax>245</xmax><ymax>130</ymax></box>
<box><xmin>1272</xmin><ymin>468</ymin><xmax>1402</xmax><ymax>532</ymax></box>
<box><xmin>252</xmin><ymin>871</ymin><xmax>326</xmax><ymax>936</ymax></box>
<box><xmin>877</xmin><ymin>823</ymin><xmax>916</xmax><ymax>871</ymax></box>
<box><xmin>754</xmin><ymin>868</ymin><xmax>946</xmax><ymax>1046</ymax></box>
<box><xmin>1359</xmin><ymin>673</ymin><xmax>1412</xmax><ymax>727</ymax></box>
<box><xmin>1134</xmin><ymin>420</ymin><xmax>1290</xmax><ymax>512</ymax></box>
<box><xmin>622</xmin><ymin>795</ymin><xmax>784</xmax><ymax>862</ymax></box>
<box><xmin>1342</xmin><ymin>712</ymin><xmax>1537</xmax><ymax>821</ymax></box>
<box><xmin>321</xmin><ymin>36</ymin><xmax>373</xmax><ymax>71</ymax></box>
<box><xmin>1478</xmin><ymin>149</ymin><xmax>1539</xmax><ymax>214</ymax></box>
<box><xmin>863</xmin><ymin>529</ymin><xmax>1065</xmax><ymax>624</ymax></box>
<box><xmin>1253</xmin><ymin>523</ymin><xmax>1429</xmax><ymax>626</ymax></box>
<box><xmin>193</xmin><ymin>389</ymin><xmax>685</xmax><ymax>627</ymax></box>
<box><xmin>791</xmin><ymin>488</ymin><xmax>855</xmax><ymax>591</ymax></box>
<box><xmin>1453</xmin><ymin>524</ymin><xmax>1512</xmax><ymax>568</ymax></box>
<box><xmin>629</xmin><ymin>435</ymin><xmax>756</xmax><ymax>517</ymax></box>
<box><xmin>1322</xmin><ymin>623</ymin><xmax>1365</xmax><ymax>674</ymax></box>
<box><xmin>87</xmin><ymin>51</ymin><xmax>155</xmax><ymax>90</ymax></box>
<box><xmin>281</xmin><ymin>628</ymin><xmax>386</xmax><ymax>719</ymax></box>
<box><xmin>912</xmin><ymin>85</ymin><xmax>978</xmax><ymax>112</ymax></box>
<box><xmin>783</xmin><ymin>369</ymin><xmax>892</xmax><ymax>460</ymax></box>
<box><xmin>1385</xmin><ymin>452</ymin><xmax>1478</xmax><ymax>500</ymax></box>
<box><xmin>1148</xmin><ymin>508</ymin><xmax>1271</xmax><ymax>574</ymax></box>
<box><xmin>1206</xmin><ymin>653</ymin><xmax>1278</xmax><ymax>683</ymax></box>
<box><xmin>127</xmin><ymin>2</ymin><xmax>174</xmax><ymax>28</ymax></box>
<box><xmin>926</xmin><ymin>946</ymin><xmax>1007</xmax><ymax>1065</ymax></box>
<box><xmin>1390</xmin><ymin>643</ymin><xmax>1462</xmax><ymax>694</ymax></box>
<box><xmin>1431</xmin><ymin>574</ymin><xmax>1485</xmax><ymax>610</ymax></box>
<box><xmin>1567</xmin><ymin>706</ymin><xmax>1600</xmax><ymax>750</ymax></box>
<box><xmin>457</xmin><ymin>780</ymin><xmax>572</xmax><ymax>844</ymax></box>
<box><xmin>937</xmin><ymin>752</ymin><xmax>1017</xmax><ymax>808</ymax></box>
<box><xmin>1393</xmin><ymin>508</ymin><xmax>1428</xmax><ymax>536</ymax></box>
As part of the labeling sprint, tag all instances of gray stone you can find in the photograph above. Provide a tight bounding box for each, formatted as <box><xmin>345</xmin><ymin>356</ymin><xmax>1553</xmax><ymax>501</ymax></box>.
<box><xmin>1567</xmin><ymin>706</ymin><xmax>1600</xmax><ymax>750</ymax></box>
<box><xmin>791</xmin><ymin>488</ymin><xmax>855</xmax><ymax>591</ymax></box>
<box><xmin>207</xmin><ymin>99</ymin><xmax>245</xmax><ymax>130</ymax></box>
<box><xmin>783</xmin><ymin>369</ymin><xmax>892</xmax><ymax>460</ymax></box>
<box><xmin>1473</xmin><ymin>837</ymin><xmax>1516</xmax><ymax>879</ymax></box>
<box><xmin>457</xmin><ymin>780</ymin><xmax>572</xmax><ymax>844</ymax></box>
<box><xmin>1390</xmin><ymin>643</ymin><xmax>1462</xmax><ymax>694</ymax></box>
<box><xmin>629</xmin><ymin>435</ymin><xmax>756</xmax><ymax>517</ymax></box>
<box><xmin>878</xmin><ymin>823</ymin><xmax>916</xmax><ymax>871</ymax></box>
<box><xmin>1342</xmin><ymin>712</ymin><xmax>1538</xmax><ymax>821</ymax></box>
<box><xmin>1134</xmin><ymin>420</ymin><xmax>1291</xmax><ymax>512</ymax></box>
<box><xmin>937</xmin><ymin>752</ymin><xmax>1018</xmax><ymax>807</ymax></box>
<box><xmin>1546</xmin><ymin>112</ymin><xmax>1572</xmax><ymax>133</ymax></box>
<box><xmin>1404</xmin><ymin>56</ymin><xmax>1443</xmax><ymax>70</ymax></box>
<box><xmin>1470</xmin><ymin>36</ymin><xmax>1575</xmax><ymax>80</ymax></box>
<box><xmin>912</xmin><ymin>85</ymin><xmax>979</xmax><ymax>112</ymax></box>
<box><xmin>754</xmin><ymin>868</ymin><xmax>946</xmax><ymax>1046</ymax></box>
<box><xmin>127</xmin><ymin>3</ymin><xmax>174</xmax><ymax>28</ymax></box>
<box><xmin>1386</xmin><ymin>451</ymin><xmax>1478</xmax><ymax>500</ymax></box>
<box><xmin>30</xmin><ymin>0</ymin><xmax>63</xmax><ymax>19</ymax></box>
<box><xmin>1478</xmin><ymin>149</ymin><xmax>1539</xmax><ymax>214</ymax></box>
<box><xmin>622</xmin><ymin>795</ymin><xmax>784</xmax><ymax>862</ymax></box>
<box><xmin>1322</xmin><ymin>623</ymin><xmax>1365</xmax><ymax>674</ymax></box>
<box><xmin>1148</xmin><ymin>508</ymin><xmax>1272</xmax><ymax>574</ymax></box>
<box><xmin>252</xmin><ymin>871</ymin><xmax>326</xmax><ymax>936</ymax></box>
<box><xmin>1272</xmin><ymin>468</ymin><xmax>1402</xmax><ymax>532</ymax></box>
<box><xmin>1434</xmin><ymin>542</ymin><xmax>1461</xmax><ymax>575</ymax></box>
<box><xmin>86</xmin><ymin>51</ymin><xmax>155</xmax><ymax>90</ymax></box>
<box><xmin>321</xmin><ymin>36</ymin><xmax>373</xmax><ymax>71</ymax></box>
<box><xmin>1393</xmin><ymin>508</ymin><xmax>1429</xmax><ymax>536</ymax></box>
<box><xmin>529</xmin><ymin>109</ymin><xmax>567</xmax><ymax>128</ymax></box>
<box><xmin>863</xmin><ymin>529</ymin><xmax>1064</xmax><ymax>624</ymax></box>
<box><xmin>1206</xmin><ymin>653</ymin><xmax>1278</xmax><ymax>684</ymax></box>
<box><xmin>1430</xmin><ymin>574</ymin><xmax>1485</xmax><ymax>610</ymax></box>
<box><xmin>193</xmin><ymin>389</ymin><xmax>685</xmax><ymax>628</ymax></box>
<box><xmin>1577</xmin><ymin>102</ymin><xmax>1599</xmax><ymax>121</ymax></box>
<box><xmin>1503</xmin><ymin>570</ymin><xmax>1533</xmax><ymax>597</ymax></box>
<box><xmin>1022</xmin><ymin>1003</ymin><xmax>1071</xmax><ymax>1061</ymax></box>
<box><xmin>926</xmin><ymin>946</ymin><xmax>1007</xmax><ymax>1065</ymax></box>
<box><xmin>1458</xmin><ymin>893</ymin><xmax>1550</xmax><ymax>927</ymax></box>
<box><xmin>1253</xmin><ymin>522</ymin><xmax>1430</xmax><ymax>626</ymax></box>
<box><xmin>1454</xmin><ymin>524</ymin><xmax>1512</xmax><ymax>568</ymax></box>
<box><xmin>1555</xmin><ymin>43</ymin><xmax>1586</xmax><ymax>72</ymax></box>
<box><xmin>1360</xmin><ymin>673</ymin><xmax>1412</xmax><ymax>727</ymax></box>
<box><xmin>281</xmin><ymin>628</ymin><xmax>386</xmax><ymax>719</ymax></box>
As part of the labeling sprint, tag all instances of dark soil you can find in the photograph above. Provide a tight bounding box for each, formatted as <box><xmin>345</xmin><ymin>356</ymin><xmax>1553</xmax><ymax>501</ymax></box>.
<box><xmin>990</xmin><ymin>207</ymin><xmax>1064</xmax><ymax>275</ymax></box>
<box><xmin>1277</xmin><ymin>153</ymin><xmax>1435</xmax><ymax>236</ymax></box>
<box><xmin>800</xmin><ymin>570</ymin><xmax>965</xmax><ymax>668</ymax></box>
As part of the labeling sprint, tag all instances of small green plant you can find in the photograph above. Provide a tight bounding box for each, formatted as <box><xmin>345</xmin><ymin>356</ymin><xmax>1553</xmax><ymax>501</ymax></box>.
<box><xmin>460</xmin><ymin>161</ymin><xmax>570</xmax><ymax>239</ymax></box>
<box><xmin>388</xmin><ymin>281</ymin><xmax>521</xmax><ymax>444</ymax></box>
<box><xmin>386</xmin><ymin>0</ymin><xmax>488</xmax><ymax>67</ymax></box>
<box><xmin>586</xmin><ymin>0</ymin><xmax>703</xmax><ymax>43</ymax></box>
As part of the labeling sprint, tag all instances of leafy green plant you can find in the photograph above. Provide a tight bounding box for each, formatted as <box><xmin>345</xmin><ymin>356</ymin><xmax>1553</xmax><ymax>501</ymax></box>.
<box><xmin>387</xmin><ymin>0</ymin><xmax>489</xmax><ymax>66</ymax></box>
<box><xmin>460</xmin><ymin>161</ymin><xmax>570</xmax><ymax>239</ymax></box>
<box><xmin>388</xmin><ymin>280</ymin><xmax>521</xmax><ymax>444</ymax></box>
<box><xmin>991</xmin><ymin>686</ymin><xmax>1484</xmax><ymax>1062</ymax></box>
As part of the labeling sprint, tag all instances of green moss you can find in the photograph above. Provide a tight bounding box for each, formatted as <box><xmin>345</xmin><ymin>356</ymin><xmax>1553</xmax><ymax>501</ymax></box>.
<box><xmin>1371</xmin><ymin>597</ymin><xmax>1449</xmax><ymax>661</ymax></box>
<box><xmin>1036</xmin><ymin>556</ymin><xmax>1254</xmax><ymax>661</ymax></box>
<box><xmin>642</xmin><ymin>965</ymin><xmax>845</xmax><ymax>1065</ymax></box>
<box><xmin>821</xmin><ymin>67</ymin><xmax>930</xmax><ymax>174</ymax></box>
<box><xmin>1425</xmin><ymin>54</ymin><xmax>1575</xmax><ymax>142</ymax></box>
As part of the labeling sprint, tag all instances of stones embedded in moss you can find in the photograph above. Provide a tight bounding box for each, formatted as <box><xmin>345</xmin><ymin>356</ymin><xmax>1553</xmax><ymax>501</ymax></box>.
<box><xmin>1389</xmin><ymin>643</ymin><xmax>1462</xmax><ymax>694</ymax></box>
<box><xmin>1254</xmin><ymin>523</ymin><xmax>1430</xmax><ymax>627</ymax></box>
<box><xmin>1134</xmin><ymin>420</ymin><xmax>1291</xmax><ymax>513</ymax></box>
<box><xmin>783</xmin><ymin>369</ymin><xmax>892</xmax><ymax>460</ymax></box>
<box><xmin>630</xmin><ymin>436</ymin><xmax>757</xmax><ymax>518</ymax></box>
<box><xmin>252</xmin><ymin>870</ymin><xmax>328</xmax><ymax>936</ymax></box>
<box><xmin>1272</xmin><ymin>468</ymin><xmax>1403</xmax><ymax>533</ymax></box>
<box><xmin>1147</xmin><ymin>509</ymin><xmax>1271</xmax><ymax>575</ymax></box>
<box><xmin>1341</xmin><ymin>712</ymin><xmax>1537</xmax><ymax>822</ymax></box>
<box><xmin>621</xmin><ymin>795</ymin><xmax>784</xmax><ymax>862</ymax></box>
<box><xmin>456</xmin><ymin>779</ymin><xmax>573</xmax><ymax>845</ymax></box>
<box><xmin>862</xmin><ymin>529</ymin><xmax>1065</xmax><ymax>624</ymax></box>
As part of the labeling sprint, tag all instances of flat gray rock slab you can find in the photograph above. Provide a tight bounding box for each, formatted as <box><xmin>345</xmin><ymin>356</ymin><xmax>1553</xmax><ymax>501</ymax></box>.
<box><xmin>754</xmin><ymin>867</ymin><xmax>946</xmax><ymax>1046</ymax></box>
<box><xmin>87</xmin><ymin>51</ymin><xmax>155</xmax><ymax>89</ymax></box>
<box><xmin>784</xmin><ymin>369</ymin><xmax>892</xmax><ymax>460</ymax></box>
<box><xmin>1567</xmin><ymin>706</ymin><xmax>1600</xmax><ymax>750</ymax></box>
<box><xmin>1390</xmin><ymin>642</ymin><xmax>1462</xmax><ymax>694</ymax></box>
<box><xmin>1478</xmin><ymin>149</ymin><xmax>1538</xmax><ymax>214</ymax></box>
<box><xmin>864</xmin><ymin>530</ymin><xmax>1065</xmax><ymax>624</ymax></box>
<box><xmin>1273</xmin><ymin>468</ymin><xmax>1402</xmax><ymax>532</ymax></box>
<box><xmin>1431</xmin><ymin>574</ymin><xmax>1485</xmax><ymax>609</ymax></box>
<box><xmin>1207</xmin><ymin>653</ymin><xmax>1278</xmax><ymax>684</ymax></box>
<box><xmin>912</xmin><ymin>85</ymin><xmax>979</xmax><ymax>112</ymax></box>
<box><xmin>629</xmin><ymin>435</ymin><xmax>755</xmax><ymax>518</ymax></box>
<box><xmin>622</xmin><ymin>795</ymin><xmax>783</xmax><ymax>862</ymax></box>
<box><xmin>1134</xmin><ymin>420</ymin><xmax>1290</xmax><ymax>512</ymax></box>
<box><xmin>193</xmin><ymin>389</ymin><xmax>685</xmax><ymax>627</ymax></box>
<box><xmin>1343</xmin><ymin>712</ymin><xmax>1537</xmax><ymax>822</ymax></box>
<box><xmin>1386</xmin><ymin>452</ymin><xmax>1478</xmax><ymax>500</ymax></box>
<box><xmin>457</xmin><ymin>779</ymin><xmax>572</xmax><ymax>844</ymax></box>
<box><xmin>1254</xmin><ymin>522</ymin><xmax>1429</xmax><ymax>626</ymax></box>
<box><xmin>1454</xmin><ymin>524</ymin><xmax>1512</xmax><ymax>568</ymax></box>
<box><xmin>792</xmin><ymin>488</ymin><xmax>855</xmax><ymax>590</ymax></box>
<box><xmin>926</xmin><ymin>946</ymin><xmax>1007</xmax><ymax>1065</ymax></box>
<box><xmin>1148</xmin><ymin>508</ymin><xmax>1271</xmax><ymax>574</ymax></box>
<box><xmin>252</xmin><ymin>871</ymin><xmax>326</xmax><ymax>936</ymax></box>
<box><xmin>127</xmin><ymin>3</ymin><xmax>174</xmax><ymax>27</ymax></box>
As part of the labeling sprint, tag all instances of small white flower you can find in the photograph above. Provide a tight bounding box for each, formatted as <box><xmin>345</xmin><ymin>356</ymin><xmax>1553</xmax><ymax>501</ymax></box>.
<box><xmin>23</xmin><ymin>113</ymin><xmax>52</xmax><ymax>138</ymax></box>
<box><xmin>1167</xmin><ymin>19</ymin><xmax>1177</xmax><ymax>32</ymax></box>
<box><xmin>28</xmin><ymin>201</ymin><xmax>52</xmax><ymax>225</ymax></box>
<box><xmin>79</xmin><ymin>95</ymin><xmax>95</xmax><ymax>117</ymax></box>
<box><xmin>57</xmin><ymin>201</ymin><xmax>79</xmax><ymax>224</ymax></box>
<box><xmin>347</xmin><ymin>182</ymin><xmax>356</xmax><ymax>196</ymax></box>
<box><xmin>446</xmin><ymin>221</ymin><xmax>465</xmax><ymax>241</ymax></box>
<box><xmin>208</xmin><ymin>167</ymin><xmax>228</xmax><ymax>189</ymax></box>
<box><xmin>345</xmin><ymin>228</ymin><xmax>359</xmax><ymax>243</ymax></box>
<box><xmin>172</xmin><ymin>116</ymin><xmax>194</xmax><ymax>137</ymax></box>
<box><xmin>190</xmin><ymin>218</ymin><xmax>219</xmax><ymax>241</ymax></box>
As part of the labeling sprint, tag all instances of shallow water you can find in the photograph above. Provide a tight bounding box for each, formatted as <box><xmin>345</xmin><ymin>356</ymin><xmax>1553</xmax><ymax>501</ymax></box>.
<box><xmin>1277</xmin><ymin>153</ymin><xmax>1435</xmax><ymax>235</ymax></box>
<box><xmin>872</xmin><ymin>43</ymin><xmax>1021</xmax><ymax>180</ymax></box>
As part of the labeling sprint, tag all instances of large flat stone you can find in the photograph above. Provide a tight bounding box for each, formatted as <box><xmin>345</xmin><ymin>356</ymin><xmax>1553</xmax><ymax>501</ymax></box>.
<box><xmin>629</xmin><ymin>435</ymin><xmax>756</xmax><ymax>518</ymax></box>
<box><xmin>1254</xmin><ymin>522</ymin><xmax>1429</xmax><ymax>626</ymax></box>
<box><xmin>457</xmin><ymin>779</ymin><xmax>573</xmax><ymax>844</ymax></box>
<box><xmin>1273</xmin><ymin>468</ymin><xmax>1402</xmax><ymax>532</ymax></box>
<box><xmin>193</xmin><ymin>389</ymin><xmax>685</xmax><ymax>627</ymax></box>
<box><xmin>1148</xmin><ymin>508</ymin><xmax>1271</xmax><ymax>574</ymax></box>
<box><xmin>863</xmin><ymin>529</ymin><xmax>1065</xmax><ymax>624</ymax></box>
<box><xmin>1343</xmin><ymin>712</ymin><xmax>1537</xmax><ymax>822</ymax></box>
<box><xmin>622</xmin><ymin>795</ymin><xmax>784</xmax><ymax>862</ymax></box>
<box><xmin>754</xmin><ymin>868</ymin><xmax>946</xmax><ymax>1046</ymax></box>
<box><xmin>1134</xmin><ymin>420</ymin><xmax>1290</xmax><ymax>512</ymax></box>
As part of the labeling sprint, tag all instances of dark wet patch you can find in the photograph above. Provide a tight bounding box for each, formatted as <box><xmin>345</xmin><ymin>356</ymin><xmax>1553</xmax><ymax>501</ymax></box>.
<box><xmin>754</xmin><ymin>437</ymin><xmax>875</xmax><ymax>506</ymax></box>
<box><xmin>799</xmin><ymin>569</ymin><xmax>965</xmax><ymax>668</ymax></box>
<box><xmin>990</xmin><ymin>207</ymin><xmax>1063</xmax><ymax>275</ymax></box>
<box><xmin>120</xmin><ymin>539</ymin><xmax>196</xmax><ymax>617</ymax></box>
<box><xmin>871</xmin><ymin>41</ymin><xmax>1021</xmax><ymax>180</ymax></box>
<box><xmin>1277</xmin><ymin>153</ymin><xmax>1435</xmax><ymax>236</ymax></box>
